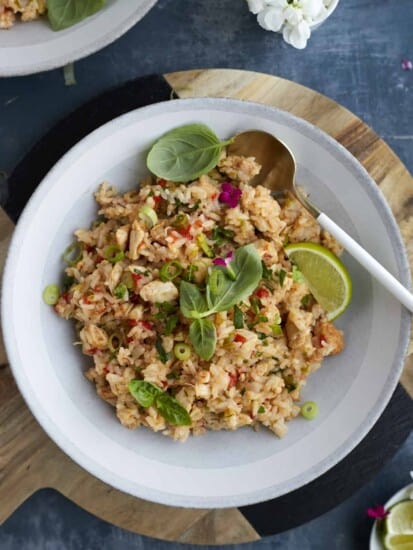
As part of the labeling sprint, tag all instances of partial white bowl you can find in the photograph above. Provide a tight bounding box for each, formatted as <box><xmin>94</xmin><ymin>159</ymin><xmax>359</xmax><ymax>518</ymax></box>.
<box><xmin>0</xmin><ymin>0</ymin><xmax>157</xmax><ymax>77</ymax></box>
<box><xmin>311</xmin><ymin>0</ymin><xmax>339</xmax><ymax>29</ymax></box>
<box><xmin>370</xmin><ymin>484</ymin><xmax>413</xmax><ymax>549</ymax></box>
<box><xmin>2</xmin><ymin>98</ymin><xmax>411</xmax><ymax>508</ymax></box>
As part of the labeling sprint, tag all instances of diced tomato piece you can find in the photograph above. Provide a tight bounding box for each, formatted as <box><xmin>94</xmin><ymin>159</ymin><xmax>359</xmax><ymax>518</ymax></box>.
<box><xmin>211</xmin><ymin>193</ymin><xmax>218</xmax><ymax>200</ymax></box>
<box><xmin>153</xmin><ymin>195</ymin><xmax>162</xmax><ymax>208</ymax></box>
<box><xmin>96</xmin><ymin>256</ymin><xmax>104</xmax><ymax>264</ymax></box>
<box><xmin>158</xmin><ymin>179</ymin><xmax>168</xmax><ymax>188</ymax></box>
<box><xmin>256</xmin><ymin>288</ymin><xmax>270</xmax><ymax>299</ymax></box>
<box><xmin>126</xmin><ymin>336</ymin><xmax>134</xmax><ymax>343</ymax></box>
<box><xmin>139</xmin><ymin>320</ymin><xmax>154</xmax><ymax>331</ymax></box>
<box><xmin>177</xmin><ymin>225</ymin><xmax>193</xmax><ymax>239</ymax></box>
<box><xmin>234</xmin><ymin>334</ymin><xmax>247</xmax><ymax>344</ymax></box>
<box><xmin>83</xmin><ymin>295</ymin><xmax>93</xmax><ymax>305</ymax></box>
<box><xmin>86</xmin><ymin>348</ymin><xmax>97</xmax><ymax>355</ymax></box>
<box><xmin>127</xmin><ymin>319</ymin><xmax>138</xmax><ymax>327</ymax></box>
<box><xmin>85</xmin><ymin>245</ymin><xmax>94</xmax><ymax>253</ymax></box>
<box><xmin>103</xmin><ymin>366</ymin><xmax>110</xmax><ymax>374</ymax></box>
<box><xmin>62</xmin><ymin>292</ymin><xmax>70</xmax><ymax>304</ymax></box>
<box><xmin>228</xmin><ymin>373</ymin><xmax>238</xmax><ymax>388</ymax></box>
<box><xmin>132</xmin><ymin>273</ymin><xmax>142</xmax><ymax>282</ymax></box>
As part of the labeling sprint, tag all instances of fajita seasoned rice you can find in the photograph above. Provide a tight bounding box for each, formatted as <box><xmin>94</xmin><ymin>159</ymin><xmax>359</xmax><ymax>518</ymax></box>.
<box><xmin>54</xmin><ymin>152</ymin><xmax>344</xmax><ymax>442</ymax></box>
<box><xmin>0</xmin><ymin>0</ymin><xmax>46</xmax><ymax>29</ymax></box>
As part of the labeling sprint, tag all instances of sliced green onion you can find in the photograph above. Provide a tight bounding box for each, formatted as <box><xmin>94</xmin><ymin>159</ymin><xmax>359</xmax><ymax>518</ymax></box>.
<box><xmin>138</xmin><ymin>205</ymin><xmax>158</xmax><ymax>228</ymax></box>
<box><xmin>43</xmin><ymin>284</ymin><xmax>60</xmax><ymax>305</ymax></box>
<box><xmin>103</xmin><ymin>245</ymin><xmax>124</xmax><ymax>264</ymax></box>
<box><xmin>258</xmin><ymin>406</ymin><xmax>265</xmax><ymax>414</ymax></box>
<box><xmin>173</xmin><ymin>343</ymin><xmax>191</xmax><ymax>361</ymax></box>
<box><xmin>165</xmin><ymin>316</ymin><xmax>178</xmax><ymax>336</ymax></box>
<box><xmin>114</xmin><ymin>283</ymin><xmax>129</xmax><ymax>300</ymax></box>
<box><xmin>121</xmin><ymin>271</ymin><xmax>135</xmax><ymax>290</ymax></box>
<box><xmin>234</xmin><ymin>305</ymin><xmax>244</xmax><ymax>329</ymax></box>
<box><xmin>159</xmin><ymin>261</ymin><xmax>182</xmax><ymax>282</ymax></box>
<box><xmin>250</xmin><ymin>296</ymin><xmax>261</xmax><ymax>314</ymax></box>
<box><xmin>62</xmin><ymin>242</ymin><xmax>83</xmax><ymax>266</ymax></box>
<box><xmin>108</xmin><ymin>333</ymin><xmax>122</xmax><ymax>353</ymax></box>
<box><xmin>257</xmin><ymin>315</ymin><xmax>268</xmax><ymax>323</ymax></box>
<box><xmin>271</xmin><ymin>324</ymin><xmax>283</xmax><ymax>336</ymax></box>
<box><xmin>209</xmin><ymin>268</ymin><xmax>226</xmax><ymax>296</ymax></box>
<box><xmin>196</xmin><ymin>234</ymin><xmax>214</xmax><ymax>258</ymax></box>
<box><xmin>301</xmin><ymin>401</ymin><xmax>319</xmax><ymax>420</ymax></box>
<box><xmin>172</xmin><ymin>213</ymin><xmax>189</xmax><ymax>230</ymax></box>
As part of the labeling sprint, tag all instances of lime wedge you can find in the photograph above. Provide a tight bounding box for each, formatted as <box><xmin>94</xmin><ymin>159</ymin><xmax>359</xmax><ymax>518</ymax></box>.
<box><xmin>284</xmin><ymin>242</ymin><xmax>352</xmax><ymax>320</ymax></box>
<box><xmin>384</xmin><ymin>533</ymin><xmax>413</xmax><ymax>550</ymax></box>
<box><xmin>384</xmin><ymin>501</ymin><xmax>413</xmax><ymax>538</ymax></box>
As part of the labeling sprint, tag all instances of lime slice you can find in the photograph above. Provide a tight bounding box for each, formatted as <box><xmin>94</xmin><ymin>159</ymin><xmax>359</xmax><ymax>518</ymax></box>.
<box><xmin>284</xmin><ymin>242</ymin><xmax>352</xmax><ymax>320</ymax></box>
<box><xmin>384</xmin><ymin>501</ymin><xmax>413</xmax><ymax>537</ymax></box>
<box><xmin>384</xmin><ymin>533</ymin><xmax>413</xmax><ymax>550</ymax></box>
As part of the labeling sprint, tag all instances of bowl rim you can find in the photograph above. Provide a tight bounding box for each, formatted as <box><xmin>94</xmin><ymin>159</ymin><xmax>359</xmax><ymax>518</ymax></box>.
<box><xmin>0</xmin><ymin>0</ymin><xmax>158</xmax><ymax>77</ymax></box>
<box><xmin>2</xmin><ymin>97</ymin><xmax>411</xmax><ymax>508</ymax></box>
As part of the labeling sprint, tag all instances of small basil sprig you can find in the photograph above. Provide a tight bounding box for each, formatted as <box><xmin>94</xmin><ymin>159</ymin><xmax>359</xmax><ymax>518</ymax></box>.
<box><xmin>128</xmin><ymin>380</ymin><xmax>191</xmax><ymax>426</ymax></box>
<box><xmin>48</xmin><ymin>0</ymin><xmax>106</xmax><ymax>31</ymax></box>
<box><xmin>147</xmin><ymin>124</ymin><xmax>233</xmax><ymax>182</ymax></box>
<box><xmin>180</xmin><ymin>245</ymin><xmax>262</xmax><ymax>360</ymax></box>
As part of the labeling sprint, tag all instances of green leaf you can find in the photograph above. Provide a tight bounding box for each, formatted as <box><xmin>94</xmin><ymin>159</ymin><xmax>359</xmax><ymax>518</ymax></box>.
<box><xmin>147</xmin><ymin>124</ymin><xmax>232</xmax><ymax>182</ymax></box>
<box><xmin>189</xmin><ymin>319</ymin><xmax>217</xmax><ymax>360</ymax></box>
<box><xmin>180</xmin><ymin>281</ymin><xmax>208</xmax><ymax>318</ymax></box>
<box><xmin>128</xmin><ymin>380</ymin><xmax>162</xmax><ymax>408</ymax></box>
<box><xmin>155</xmin><ymin>393</ymin><xmax>192</xmax><ymax>426</ymax></box>
<box><xmin>47</xmin><ymin>0</ymin><xmax>106</xmax><ymax>31</ymax></box>
<box><xmin>206</xmin><ymin>244</ymin><xmax>262</xmax><ymax>313</ymax></box>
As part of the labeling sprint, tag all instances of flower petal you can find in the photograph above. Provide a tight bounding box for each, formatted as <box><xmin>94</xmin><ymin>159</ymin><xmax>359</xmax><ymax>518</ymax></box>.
<box><xmin>247</xmin><ymin>0</ymin><xmax>266</xmax><ymax>15</ymax></box>
<box><xmin>257</xmin><ymin>7</ymin><xmax>284</xmax><ymax>32</ymax></box>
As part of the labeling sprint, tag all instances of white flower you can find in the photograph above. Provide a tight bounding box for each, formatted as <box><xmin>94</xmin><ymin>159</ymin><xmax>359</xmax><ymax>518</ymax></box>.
<box><xmin>247</xmin><ymin>0</ymin><xmax>266</xmax><ymax>15</ymax></box>
<box><xmin>284</xmin><ymin>5</ymin><xmax>303</xmax><ymax>26</ymax></box>
<box><xmin>283</xmin><ymin>19</ymin><xmax>311</xmax><ymax>49</ymax></box>
<box><xmin>257</xmin><ymin>7</ymin><xmax>285</xmax><ymax>32</ymax></box>
<box><xmin>300</xmin><ymin>0</ymin><xmax>324</xmax><ymax>19</ymax></box>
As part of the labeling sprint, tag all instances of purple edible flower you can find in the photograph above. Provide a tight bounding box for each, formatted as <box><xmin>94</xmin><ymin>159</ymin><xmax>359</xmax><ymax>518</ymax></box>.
<box><xmin>219</xmin><ymin>182</ymin><xmax>242</xmax><ymax>208</ymax></box>
<box><xmin>367</xmin><ymin>505</ymin><xmax>389</xmax><ymax>520</ymax></box>
<box><xmin>213</xmin><ymin>251</ymin><xmax>236</xmax><ymax>280</ymax></box>
<box><xmin>401</xmin><ymin>58</ymin><xmax>413</xmax><ymax>71</ymax></box>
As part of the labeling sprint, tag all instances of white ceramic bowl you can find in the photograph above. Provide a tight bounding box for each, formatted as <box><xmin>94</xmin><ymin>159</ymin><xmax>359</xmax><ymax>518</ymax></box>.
<box><xmin>2</xmin><ymin>98</ymin><xmax>410</xmax><ymax>508</ymax></box>
<box><xmin>311</xmin><ymin>0</ymin><xmax>339</xmax><ymax>29</ymax></box>
<box><xmin>0</xmin><ymin>0</ymin><xmax>157</xmax><ymax>76</ymax></box>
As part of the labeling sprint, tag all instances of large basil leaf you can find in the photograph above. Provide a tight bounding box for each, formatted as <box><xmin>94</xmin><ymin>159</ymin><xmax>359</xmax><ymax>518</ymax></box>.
<box><xmin>180</xmin><ymin>281</ymin><xmax>208</xmax><ymax>319</ymax></box>
<box><xmin>147</xmin><ymin>124</ymin><xmax>232</xmax><ymax>182</ymax></box>
<box><xmin>189</xmin><ymin>318</ymin><xmax>217</xmax><ymax>360</ymax></box>
<box><xmin>207</xmin><ymin>244</ymin><xmax>262</xmax><ymax>312</ymax></box>
<box><xmin>48</xmin><ymin>0</ymin><xmax>106</xmax><ymax>31</ymax></box>
<box><xmin>155</xmin><ymin>393</ymin><xmax>192</xmax><ymax>426</ymax></box>
<box><xmin>128</xmin><ymin>380</ymin><xmax>162</xmax><ymax>408</ymax></box>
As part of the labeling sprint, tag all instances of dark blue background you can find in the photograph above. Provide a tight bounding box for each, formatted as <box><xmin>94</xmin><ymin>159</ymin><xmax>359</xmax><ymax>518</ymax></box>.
<box><xmin>0</xmin><ymin>0</ymin><xmax>412</xmax><ymax>548</ymax></box>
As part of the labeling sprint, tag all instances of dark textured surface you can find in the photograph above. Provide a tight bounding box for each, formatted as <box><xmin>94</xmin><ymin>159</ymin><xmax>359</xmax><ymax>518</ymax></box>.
<box><xmin>0</xmin><ymin>0</ymin><xmax>412</xmax><ymax>548</ymax></box>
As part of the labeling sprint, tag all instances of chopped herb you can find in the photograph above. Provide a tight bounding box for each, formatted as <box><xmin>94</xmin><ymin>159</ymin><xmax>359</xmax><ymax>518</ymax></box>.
<box><xmin>257</xmin><ymin>332</ymin><xmax>268</xmax><ymax>340</ymax></box>
<box><xmin>278</xmin><ymin>269</ymin><xmax>287</xmax><ymax>287</ymax></box>
<box><xmin>285</xmin><ymin>382</ymin><xmax>298</xmax><ymax>392</ymax></box>
<box><xmin>155</xmin><ymin>337</ymin><xmax>170</xmax><ymax>363</ymax></box>
<box><xmin>91</xmin><ymin>215</ymin><xmax>106</xmax><ymax>228</ymax></box>
<box><xmin>261</xmin><ymin>261</ymin><xmax>273</xmax><ymax>280</ymax></box>
<box><xmin>196</xmin><ymin>233</ymin><xmax>214</xmax><ymax>258</ymax></box>
<box><xmin>165</xmin><ymin>316</ymin><xmax>178</xmax><ymax>336</ymax></box>
<box><xmin>257</xmin><ymin>315</ymin><xmax>269</xmax><ymax>323</ymax></box>
<box><xmin>211</xmin><ymin>226</ymin><xmax>235</xmax><ymax>246</ymax></box>
<box><xmin>62</xmin><ymin>274</ymin><xmax>75</xmax><ymax>292</ymax></box>
<box><xmin>166</xmin><ymin>371</ymin><xmax>180</xmax><ymax>380</ymax></box>
<box><xmin>172</xmin><ymin>213</ymin><xmax>189</xmax><ymax>230</ymax></box>
<box><xmin>188</xmin><ymin>199</ymin><xmax>201</xmax><ymax>212</ymax></box>
<box><xmin>114</xmin><ymin>283</ymin><xmax>128</xmax><ymax>300</ymax></box>
<box><xmin>250</xmin><ymin>296</ymin><xmax>261</xmax><ymax>314</ymax></box>
<box><xmin>271</xmin><ymin>324</ymin><xmax>283</xmax><ymax>336</ymax></box>
<box><xmin>233</xmin><ymin>305</ymin><xmax>244</xmax><ymax>329</ymax></box>
<box><xmin>292</xmin><ymin>265</ymin><xmax>304</xmax><ymax>283</ymax></box>
<box><xmin>258</xmin><ymin>406</ymin><xmax>265</xmax><ymax>414</ymax></box>
<box><xmin>301</xmin><ymin>293</ymin><xmax>312</xmax><ymax>307</ymax></box>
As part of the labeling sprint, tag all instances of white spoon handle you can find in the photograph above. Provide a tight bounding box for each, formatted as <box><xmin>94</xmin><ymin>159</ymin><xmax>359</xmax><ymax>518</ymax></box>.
<box><xmin>317</xmin><ymin>212</ymin><xmax>413</xmax><ymax>313</ymax></box>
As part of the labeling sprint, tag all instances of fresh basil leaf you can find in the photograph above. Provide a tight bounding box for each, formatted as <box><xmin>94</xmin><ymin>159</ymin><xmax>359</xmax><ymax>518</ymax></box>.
<box><xmin>180</xmin><ymin>281</ymin><xmax>208</xmax><ymax>318</ymax></box>
<box><xmin>206</xmin><ymin>244</ymin><xmax>262</xmax><ymax>313</ymax></box>
<box><xmin>189</xmin><ymin>318</ymin><xmax>217</xmax><ymax>360</ymax></box>
<box><xmin>147</xmin><ymin>124</ymin><xmax>232</xmax><ymax>182</ymax></box>
<box><xmin>48</xmin><ymin>0</ymin><xmax>106</xmax><ymax>31</ymax></box>
<box><xmin>155</xmin><ymin>393</ymin><xmax>192</xmax><ymax>426</ymax></box>
<box><xmin>128</xmin><ymin>380</ymin><xmax>162</xmax><ymax>408</ymax></box>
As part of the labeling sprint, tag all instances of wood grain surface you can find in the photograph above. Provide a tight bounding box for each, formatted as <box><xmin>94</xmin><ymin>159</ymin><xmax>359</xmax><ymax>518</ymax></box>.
<box><xmin>0</xmin><ymin>69</ymin><xmax>411</xmax><ymax>545</ymax></box>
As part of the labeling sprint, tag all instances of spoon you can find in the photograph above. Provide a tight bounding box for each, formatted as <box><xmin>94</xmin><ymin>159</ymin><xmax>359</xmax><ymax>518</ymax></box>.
<box><xmin>228</xmin><ymin>130</ymin><xmax>413</xmax><ymax>313</ymax></box>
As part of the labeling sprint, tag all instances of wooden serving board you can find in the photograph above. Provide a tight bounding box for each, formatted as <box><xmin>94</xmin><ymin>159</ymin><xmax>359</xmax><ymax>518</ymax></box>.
<box><xmin>0</xmin><ymin>69</ymin><xmax>412</xmax><ymax>545</ymax></box>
